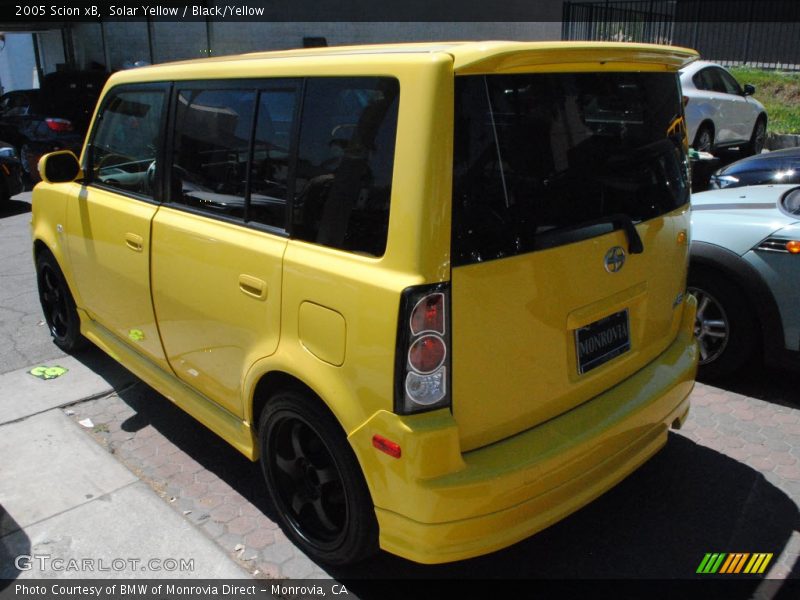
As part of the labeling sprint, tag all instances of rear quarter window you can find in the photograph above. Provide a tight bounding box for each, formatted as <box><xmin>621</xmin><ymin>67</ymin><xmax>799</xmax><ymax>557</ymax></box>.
<box><xmin>292</xmin><ymin>77</ymin><xmax>399</xmax><ymax>257</ymax></box>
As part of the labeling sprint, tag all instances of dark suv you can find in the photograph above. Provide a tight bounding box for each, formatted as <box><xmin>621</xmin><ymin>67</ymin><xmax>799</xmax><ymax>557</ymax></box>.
<box><xmin>0</xmin><ymin>70</ymin><xmax>109</xmax><ymax>181</ymax></box>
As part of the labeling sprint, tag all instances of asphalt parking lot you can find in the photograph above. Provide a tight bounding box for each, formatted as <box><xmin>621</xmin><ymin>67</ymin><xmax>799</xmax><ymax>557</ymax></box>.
<box><xmin>1</xmin><ymin>191</ymin><xmax>798</xmax><ymax>595</ymax></box>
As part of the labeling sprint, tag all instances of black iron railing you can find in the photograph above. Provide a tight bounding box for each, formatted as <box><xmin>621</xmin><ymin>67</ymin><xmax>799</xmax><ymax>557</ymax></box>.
<box><xmin>563</xmin><ymin>0</ymin><xmax>800</xmax><ymax>71</ymax></box>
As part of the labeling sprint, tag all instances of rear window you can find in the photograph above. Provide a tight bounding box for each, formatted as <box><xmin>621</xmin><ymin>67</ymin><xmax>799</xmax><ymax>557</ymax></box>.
<box><xmin>452</xmin><ymin>72</ymin><xmax>689</xmax><ymax>266</ymax></box>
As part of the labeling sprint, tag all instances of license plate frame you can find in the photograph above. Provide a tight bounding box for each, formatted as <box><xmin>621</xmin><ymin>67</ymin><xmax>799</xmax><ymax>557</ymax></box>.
<box><xmin>575</xmin><ymin>309</ymin><xmax>631</xmax><ymax>375</ymax></box>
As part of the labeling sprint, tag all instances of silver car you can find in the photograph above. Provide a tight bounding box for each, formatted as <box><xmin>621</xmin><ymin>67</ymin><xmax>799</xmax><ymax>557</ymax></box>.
<box><xmin>680</xmin><ymin>61</ymin><xmax>767</xmax><ymax>156</ymax></box>
<box><xmin>690</xmin><ymin>184</ymin><xmax>800</xmax><ymax>378</ymax></box>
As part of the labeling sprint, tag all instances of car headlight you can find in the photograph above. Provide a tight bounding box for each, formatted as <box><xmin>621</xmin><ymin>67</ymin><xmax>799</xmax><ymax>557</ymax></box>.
<box><xmin>0</xmin><ymin>146</ymin><xmax>17</xmax><ymax>159</ymax></box>
<box><xmin>709</xmin><ymin>174</ymin><xmax>739</xmax><ymax>189</ymax></box>
<box><xmin>756</xmin><ymin>237</ymin><xmax>800</xmax><ymax>254</ymax></box>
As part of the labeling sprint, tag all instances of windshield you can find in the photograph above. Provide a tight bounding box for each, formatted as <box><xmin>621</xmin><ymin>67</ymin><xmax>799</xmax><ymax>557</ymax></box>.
<box><xmin>452</xmin><ymin>72</ymin><xmax>689</xmax><ymax>266</ymax></box>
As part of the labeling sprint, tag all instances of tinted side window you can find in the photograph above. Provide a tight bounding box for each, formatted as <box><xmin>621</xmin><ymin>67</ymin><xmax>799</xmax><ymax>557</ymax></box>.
<box><xmin>692</xmin><ymin>70</ymin><xmax>710</xmax><ymax>91</ymax></box>
<box><xmin>718</xmin><ymin>69</ymin><xmax>742</xmax><ymax>95</ymax></box>
<box><xmin>172</xmin><ymin>89</ymin><xmax>256</xmax><ymax>219</ymax></box>
<box><xmin>706</xmin><ymin>69</ymin><xmax>729</xmax><ymax>94</ymax></box>
<box><xmin>90</xmin><ymin>88</ymin><xmax>164</xmax><ymax>198</ymax></box>
<box><xmin>249</xmin><ymin>89</ymin><xmax>297</xmax><ymax>228</ymax></box>
<box><xmin>292</xmin><ymin>77</ymin><xmax>399</xmax><ymax>257</ymax></box>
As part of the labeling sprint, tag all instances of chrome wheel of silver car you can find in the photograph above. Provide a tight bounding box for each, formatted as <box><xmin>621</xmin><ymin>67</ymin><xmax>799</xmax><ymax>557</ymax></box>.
<box><xmin>689</xmin><ymin>286</ymin><xmax>729</xmax><ymax>365</ymax></box>
<box><xmin>694</xmin><ymin>125</ymin><xmax>714</xmax><ymax>154</ymax></box>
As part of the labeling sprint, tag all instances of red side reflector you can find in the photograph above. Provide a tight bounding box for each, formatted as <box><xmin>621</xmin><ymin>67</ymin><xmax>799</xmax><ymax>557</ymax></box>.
<box><xmin>372</xmin><ymin>435</ymin><xmax>401</xmax><ymax>458</ymax></box>
<box><xmin>45</xmin><ymin>118</ymin><xmax>73</xmax><ymax>133</ymax></box>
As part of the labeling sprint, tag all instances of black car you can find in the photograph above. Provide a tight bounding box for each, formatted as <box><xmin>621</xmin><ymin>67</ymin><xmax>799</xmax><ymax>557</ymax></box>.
<box><xmin>709</xmin><ymin>147</ymin><xmax>800</xmax><ymax>189</ymax></box>
<box><xmin>0</xmin><ymin>70</ymin><xmax>109</xmax><ymax>181</ymax></box>
<box><xmin>0</xmin><ymin>141</ymin><xmax>24</xmax><ymax>203</ymax></box>
<box><xmin>0</xmin><ymin>89</ymin><xmax>39</xmax><ymax>116</ymax></box>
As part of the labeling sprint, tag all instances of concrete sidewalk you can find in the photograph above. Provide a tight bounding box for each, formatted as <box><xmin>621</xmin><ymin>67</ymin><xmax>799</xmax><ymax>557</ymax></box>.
<box><xmin>0</xmin><ymin>357</ymin><xmax>250</xmax><ymax>579</ymax></box>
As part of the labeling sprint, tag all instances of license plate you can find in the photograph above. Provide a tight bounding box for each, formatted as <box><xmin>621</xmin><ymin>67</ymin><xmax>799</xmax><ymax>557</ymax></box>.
<box><xmin>575</xmin><ymin>309</ymin><xmax>631</xmax><ymax>375</ymax></box>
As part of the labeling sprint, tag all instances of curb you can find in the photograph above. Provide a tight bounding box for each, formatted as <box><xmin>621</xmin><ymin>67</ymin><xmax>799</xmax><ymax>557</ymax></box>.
<box><xmin>766</xmin><ymin>133</ymin><xmax>800</xmax><ymax>150</ymax></box>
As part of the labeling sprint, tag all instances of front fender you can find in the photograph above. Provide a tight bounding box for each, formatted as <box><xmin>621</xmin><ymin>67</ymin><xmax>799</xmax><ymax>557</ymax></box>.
<box><xmin>31</xmin><ymin>182</ymin><xmax>83</xmax><ymax>307</ymax></box>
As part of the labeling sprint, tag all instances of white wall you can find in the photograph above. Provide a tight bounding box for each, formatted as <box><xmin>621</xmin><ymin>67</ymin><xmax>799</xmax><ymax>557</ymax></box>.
<box><xmin>0</xmin><ymin>33</ymin><xmax>37</xmax><ymax>93</ymax></box>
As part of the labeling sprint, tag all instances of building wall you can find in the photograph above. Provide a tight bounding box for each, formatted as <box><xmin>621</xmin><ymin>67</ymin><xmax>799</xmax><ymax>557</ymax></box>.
<box><xmin>36</xmin><ymin>29</ymin><xmax>66</xmax><ymax>75</ymax></box>
<box><xmin>0</xmin><ymin>33</ymin><xmax>37</xmax><ymax>93</ymax></box>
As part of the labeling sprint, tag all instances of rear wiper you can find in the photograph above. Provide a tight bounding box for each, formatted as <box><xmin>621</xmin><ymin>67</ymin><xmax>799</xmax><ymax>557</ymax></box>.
<box><xmin>599</xmin><ymin>213</ymin><xmax>644</xmax><ymax>254</ymax></box>
<box><xmin>531</xmin><ymin>213</ymin><xmax>645</xmax><ymax>254</ymax></box>
<box><xmin>570</xmin><ymin>213</ymin><xmax>644</xmax><ymax>254</ymax></box>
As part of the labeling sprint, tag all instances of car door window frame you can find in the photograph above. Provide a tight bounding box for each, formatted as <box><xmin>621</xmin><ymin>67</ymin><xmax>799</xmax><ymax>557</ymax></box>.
<box><xmin>84</xmin><ymin>82</ymin><xmax>171</xmax><ymax>206</ymax></box>
<box><xmin>163</xmin><ymin>78</ymin><xmax>301</xmax><ymax>238</ymax></box>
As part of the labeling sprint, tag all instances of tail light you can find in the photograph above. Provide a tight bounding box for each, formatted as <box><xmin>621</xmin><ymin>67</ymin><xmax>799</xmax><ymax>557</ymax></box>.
<box><xmin>394</xmin><ymin>283</ymin><xmax>451</xmax><ymax>414</ymax></box>
<box><xmin>45</xmin><ymin>118</ymin><xmax>73</xmax><ymax>133</ymax></box>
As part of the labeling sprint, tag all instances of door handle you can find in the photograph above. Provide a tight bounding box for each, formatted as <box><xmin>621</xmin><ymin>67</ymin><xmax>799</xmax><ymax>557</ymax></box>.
<box><xmin>238</xmin><ymin>274</ymin><xmax>267</xmax><ymax>300</ymax></box>
<box><xmin>125</xmin><ymin>233</ymin><xmax>144</xmax><ymax>252</ymax></box>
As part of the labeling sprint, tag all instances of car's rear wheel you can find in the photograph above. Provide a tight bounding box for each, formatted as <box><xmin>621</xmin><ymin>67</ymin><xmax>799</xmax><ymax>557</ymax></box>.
<box><xmin>36</xmin><ymin>249</ymin><xmax>88</xmax><ymax>352</ymax></box>
<box><xmin>693</xmin><ymin>124</ymin><xmax>714</xmax><ymax>154</ymax></box>
<box><xmin>258</xmin><ymin>390</ymin><xmax>378</xmax><ymax>566</ymax></box>
<box><xmin>688</xmin><ymin>269</ymin><xmax>757</xmax><ymax>379</ymax></box>
<box><xmin>742</xmin><ymin>117</ymin><xmax>767</xmax><ymax>157</ymax></box>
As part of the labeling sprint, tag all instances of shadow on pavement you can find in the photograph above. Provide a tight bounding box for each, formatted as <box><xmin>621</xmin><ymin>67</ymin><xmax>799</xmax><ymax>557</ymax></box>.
<box><xmin>0</xmin><ymin>505</ymin><xmax>30</xmax><ymax>583</ymax></box>
<box><xmin>0</xmin><ymin>199</ymin><xmax>31</xmax><ymax>218</ymax></box>
<box><xmin>69</xmin><ymin>345</ymin><xmax>141</xmax><ymax>395</ymax></box>
<box><xmin>113</xmin><ymin>382</ymin><xmax>277</xmax><ymax>521</ymax></box>
<box><xmin>700</xmin><ymin>360</ymin><xmax>800</xmax><ymax>409</ymax></box>
<box><xmin>106</xmin><ymin>380</ymin><xmax>799</xmax><ymax>595</ymax></box>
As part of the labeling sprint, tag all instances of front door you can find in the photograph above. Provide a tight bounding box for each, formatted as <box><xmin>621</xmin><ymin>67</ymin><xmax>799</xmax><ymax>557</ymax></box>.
<box><xmin>65</xmin><ymin>84</ymin><xmax>169</xmax><ymax>369</ymax></box>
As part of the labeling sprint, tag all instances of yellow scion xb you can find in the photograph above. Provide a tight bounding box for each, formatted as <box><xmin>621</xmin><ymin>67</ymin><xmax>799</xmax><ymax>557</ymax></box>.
<box><xmin>32</xmin><ymin>41</ymin><xmax>699</xmax><ymax>565</ymax></box>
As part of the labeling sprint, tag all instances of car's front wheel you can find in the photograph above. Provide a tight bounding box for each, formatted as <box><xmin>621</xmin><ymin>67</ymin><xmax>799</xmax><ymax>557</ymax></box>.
<box><xmin>742</xmin><ymin>117</ymin><xmax>767</xmax><ymax>157</ymax></box>
<box><xmin>688</xmin><ymin>269</ymin><xmax>757</xmax><ymax>379</ymax></box>
<box><xmin>693</xmin><ymin>124</ymin><xmax>714</xmax><ymax>154</ymax></box>
<box><xmin>258</xmin><ymin>390</ymin><xmax>379</xmax><ymax>566</ymax></box>
<box><xmin>36</xmin><ymin>249</ymin><xmax>88</xmax><ymax>352</ymax></box>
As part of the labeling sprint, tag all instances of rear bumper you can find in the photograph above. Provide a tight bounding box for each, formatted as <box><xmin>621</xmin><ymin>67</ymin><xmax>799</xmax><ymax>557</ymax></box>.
<box><xmin>349</xmin><ymin>296</ymin><xmax>698</xmax><ymax>564</ymax></box>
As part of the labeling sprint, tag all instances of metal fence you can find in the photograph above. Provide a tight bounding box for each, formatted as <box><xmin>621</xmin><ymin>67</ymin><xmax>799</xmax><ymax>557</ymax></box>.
<box><xmin>562</xmin><ymin>0</ymin><xmax>800</xmax><ymax>71</ymax></box>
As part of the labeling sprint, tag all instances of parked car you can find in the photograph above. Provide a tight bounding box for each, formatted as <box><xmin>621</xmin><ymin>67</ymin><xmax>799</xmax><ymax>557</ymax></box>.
<box><xmin>0</xmin><ymin>70</ymin><xmax>108</xmax><ymax>181</ymax></box>
<box><xmin>0</xmin><ymin>89</ymin><xmax>39</xmax><ymax>116</ymax></box>
<box><xmin>32</xmin><ymin>42</ymin><xmax>699</xmax><ymax>566</ymax></box>
<box><xmin>0</xmin><ymin>141</ymin><xmax>24</xmax><ymax>203</ymax></box>
<box><xmin>710</xmin><ymin>147</ymin><xmax>800</xmax><ymax>189</ymax></box>
<box><xmin>690</xmin><ymin>184</ymin><xmax>800</xmax><ymax>379</ymax></box>
<box><xmin>680</xmin><ymin>60</ymin><xmax>767</xmax><ymax>156</ymax></box>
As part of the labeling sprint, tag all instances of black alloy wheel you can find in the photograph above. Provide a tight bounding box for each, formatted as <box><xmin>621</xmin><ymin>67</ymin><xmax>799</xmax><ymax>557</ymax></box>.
<box><xmin>36</xmin><ymin>250</ymin><xmax>87</xmax><ymax>352</ymax></box>
<box><xmin>259</xmin><ymin>391</ymin><xmax>378</xmax><ymax>565</ymax></box>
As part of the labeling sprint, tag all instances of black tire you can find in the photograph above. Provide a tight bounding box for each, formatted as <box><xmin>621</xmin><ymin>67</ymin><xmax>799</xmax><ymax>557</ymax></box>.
<box><xmin>36</xmin><ymin>250</ymin><xmax>88</xmax><ymax>352</ymax></box>
<box><xmin>258</xmin><ymin>390</ymin><xmax>378</xmax><ymax>566</ymax></box>
<box><xmin>693</xmin><ymin>123</ymin><xmax>714</xmax><ymax>154</ymax></box>
<box><xmin>742</xmin><ymin>117</ymin><xmax>767</xmax><ymax>157</ymax></box>
<box><xmin>688</xmin><ymin>269</ymin><xmax>758</xmax><ymax>380</ymax></box>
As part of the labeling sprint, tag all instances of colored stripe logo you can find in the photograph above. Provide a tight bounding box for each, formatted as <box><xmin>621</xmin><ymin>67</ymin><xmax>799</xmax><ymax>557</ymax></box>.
<box><xmin>697</xmin><ymin>553</ymin><xmax>773</xmax><ymax>574</ymax></box>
